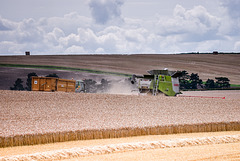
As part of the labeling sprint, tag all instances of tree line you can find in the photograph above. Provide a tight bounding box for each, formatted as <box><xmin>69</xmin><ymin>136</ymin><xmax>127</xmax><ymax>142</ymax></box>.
<box><xmin>179</xmin><ymin>70</ymin><xmax>230</xmax><ymax>90</ymax></box>
<box><xmin>10</xmin><ymin>72</ymin><xmax>59</xmax><ymax>91</ymax></box>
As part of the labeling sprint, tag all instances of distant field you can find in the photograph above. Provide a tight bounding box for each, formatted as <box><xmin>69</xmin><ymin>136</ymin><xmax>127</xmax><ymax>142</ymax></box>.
<box><xmin>0</xmin><ymin>54</ymin><xmax>239</xmax><ymax>84</ymax></box>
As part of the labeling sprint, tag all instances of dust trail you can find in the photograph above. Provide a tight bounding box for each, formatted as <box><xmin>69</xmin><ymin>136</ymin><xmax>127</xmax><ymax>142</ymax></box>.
<box><xmin>106</xmin><ymin>80</ymin><xmax>138</xmax><ymax>95</ymax></box>
<box><xmin>1</xmin><ymin>134</ymin><xmax>240</xmax><ymax>161</ymax></box>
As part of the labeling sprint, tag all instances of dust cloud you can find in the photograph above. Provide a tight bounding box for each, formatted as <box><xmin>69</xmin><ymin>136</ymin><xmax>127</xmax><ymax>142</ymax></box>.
<box><xmin>106</xmin><ymin>80</ymin><xmax>138</xmax><ymax>95</ymax></box>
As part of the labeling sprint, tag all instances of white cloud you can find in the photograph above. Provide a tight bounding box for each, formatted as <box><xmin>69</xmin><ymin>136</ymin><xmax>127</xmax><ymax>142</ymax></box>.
<box><xmin>0</xmin><ymin>1</ymin><xmax>240</xmax><ymax>55</ymax></box>
<box><xmin>0</xmin><ymin>20</ymin><xmax>10</xmax><ymax>31</ymax></box>
<box><xmin>0</xmin><ymin>16</ymin><xmax>17</xmax><ymax>31</ymax></box>
<box><xmin>234</xmin><ymin>41</ymin><xmax>240</xmax><ymax>50</ymax></box>
<box><xmin>38</xmin><ymin>12</ymin><xmax>92</xmax><ymax>35</ymax></box>
<box><xmin>157</xmin><ymin>5</ymin><xmax>220</xmax><ymax>40</ymax></box>
<box><xmin>95</xmin><ymin>47</ymin><xmax>105</xmax><ymax>53</ymax></box>
<box><xmin>65</xmin><ymin>45</ymin><xmax>85</xmax><ymax>53</ymax></box>
<box><xmin>88</xmin><ymin>0</ymin><xmax>124</xmax><ymax>25</ymax></box>
<box><xmin>45</xmin><ymin>28</ymin><xmax>65</xmax><ymax>46</ymax></box>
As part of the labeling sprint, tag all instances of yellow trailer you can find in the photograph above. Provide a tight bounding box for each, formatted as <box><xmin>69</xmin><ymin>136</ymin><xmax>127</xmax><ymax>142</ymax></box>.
<box><xmin>31</xmin><ymin>76</ymin><xmax>76</xmax><ymax>92</ymax></box>
<box><xmin>57</xmin><ymin>78</ymin><xmax>76</xmax><ymax>92</ymax></box>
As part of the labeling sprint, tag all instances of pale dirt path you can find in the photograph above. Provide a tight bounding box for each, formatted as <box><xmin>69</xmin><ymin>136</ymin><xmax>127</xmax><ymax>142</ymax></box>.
<box><xmin>181</xmin><ymin>90</ymin><xmax>240</xmax><ymax>100</ymax></box>
<box><xmin>1</xmin><ymin>131</ymin><xmax>240</xmax><ymax>160</ymax></box>
<box><xmin>66</xmin><ymin>142</ymin><xmax>240</xmax><ymax>161</ymax></box>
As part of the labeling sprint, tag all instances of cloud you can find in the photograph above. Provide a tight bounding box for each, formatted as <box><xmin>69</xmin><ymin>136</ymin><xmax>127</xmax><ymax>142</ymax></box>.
<box><xmin>95</xmin><ymin>47</ymin><xmax>105</xmax><ymax>53</ymax></box>
<box><xmin>0</xmin><ymin>16</ymin><xmax>15</xmax><ymax>31</ymax></box>
<box><xmin>39</xmin><ymin>12</ymin><xmax>92</xmax><ymax>34</ymax></box>
<box><xmin>221</xmin><ymin>0</ymin><xmax>240</xmax><ymax>19</ymax></box>
<box><xmin>0</xmin><ymin>21</ymin><xmax>10</xmax><ymax>31</ymax></box>
<box><xmin>0</xmin><ymin>2</ymin><xmax>240</xmax><ymax>55</ymax></box>
<box><xmin>45</xmin><ymin>27</ymin><xmax>65</xmax><ymax>45</ymax></box>
<box><xmin>157</xmin><ymin>5</ymin><xmax>220</xmax><ymax>41</ymax></box>
<box><xmin>88</xmin><ymin>0</ymin><xmax>124</xmax><ymax>24</ymax></box>
<box><xmin>234</xmin><ymin>41</ymin><xmax>240</xmax><ymax>50</ymax></box>
<box><xmin>65</xmin><ymin>45</ymin><xmax>85</xmax><ymax>53</ymax></box>
<box><xmin>219</xmin><ymin>0</ymin><xmax>240</xmax><ymax>36</ymax></box>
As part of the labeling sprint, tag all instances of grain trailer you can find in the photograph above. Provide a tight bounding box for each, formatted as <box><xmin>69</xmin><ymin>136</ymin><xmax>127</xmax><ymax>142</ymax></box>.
<box><xmin>31</xmin><ymin>76</ymin><xmax>76</xmax><ymax>92</ymax></box>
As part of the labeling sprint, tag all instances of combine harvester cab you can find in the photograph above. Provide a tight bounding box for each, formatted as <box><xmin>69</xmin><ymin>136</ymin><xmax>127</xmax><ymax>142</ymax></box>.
<box><xmin>132</xmin><ymin>69</ymin><xmax>181</xmax><ymax>96</ymax></box>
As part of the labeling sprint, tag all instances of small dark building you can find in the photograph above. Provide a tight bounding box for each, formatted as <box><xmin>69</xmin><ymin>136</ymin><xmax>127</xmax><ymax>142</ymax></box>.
<box><xmin>25</xmin><ymin>51</ymin><xmax>30</xmax><ymax>56</ymax></box>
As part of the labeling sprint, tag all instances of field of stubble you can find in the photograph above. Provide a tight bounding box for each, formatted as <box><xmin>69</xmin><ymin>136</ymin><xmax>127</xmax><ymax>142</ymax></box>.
<box><xmin>1</xmin><ymin>90</ymin><xmax>240</xmax><ymax>138</ymax></box>
<box><xmin>0</xmin><ymin>90</ymin><xmax>240</xmax><ymax>161</ymax></box>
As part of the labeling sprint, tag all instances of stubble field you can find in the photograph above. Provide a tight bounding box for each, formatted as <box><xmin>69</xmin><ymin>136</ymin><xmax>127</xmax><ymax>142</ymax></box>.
<box><xmin>0</xmin><ymin>90</ymin><xmax>240</xmax><ymax>160</ymax></box>
<box><xmin>1</xmin><ymin>90</ymin><xmax>240</xmax><ymax>138</ymax></box>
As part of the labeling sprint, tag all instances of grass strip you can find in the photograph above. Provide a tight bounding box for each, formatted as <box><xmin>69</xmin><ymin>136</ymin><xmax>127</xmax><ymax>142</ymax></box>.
<box><xmin>0</xmin><ymin>63</ymin><xmax>132</xmax><ymax>77</ymax></box>
<box><xmin>231</xmin><ymin>84</ymin><xmax>240</xmax><ymax>88</ymax></box>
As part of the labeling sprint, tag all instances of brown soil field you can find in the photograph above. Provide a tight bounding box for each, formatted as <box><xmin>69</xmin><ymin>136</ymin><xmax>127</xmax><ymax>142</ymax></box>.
<box><xmin>0</xmin><ymin>54</ymin><xmax>240</xmax><ymax>84</ymax></box>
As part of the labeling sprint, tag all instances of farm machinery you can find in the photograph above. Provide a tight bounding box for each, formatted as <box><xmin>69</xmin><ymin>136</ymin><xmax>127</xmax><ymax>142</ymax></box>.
<box><xmin>130</xmin><ymin>69</ymin><xmax>181</xmax><ymax>96</ymax></box>
<box><xmin>75</xmin><ymin>80</ymin><xmax>86</xmax><ymax>93</ymax></box>
<box><xmin>31</xmin><ymin>77</ymin><xmax>110</xmax><ymax>93</ymax></box>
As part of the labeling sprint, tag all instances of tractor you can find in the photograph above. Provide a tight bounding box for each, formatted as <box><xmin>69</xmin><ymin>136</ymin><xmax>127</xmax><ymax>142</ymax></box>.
<box><xmin>75</xmin><ymin>80</ymin><xmax>86</xmax><ymax>93</ymax></box>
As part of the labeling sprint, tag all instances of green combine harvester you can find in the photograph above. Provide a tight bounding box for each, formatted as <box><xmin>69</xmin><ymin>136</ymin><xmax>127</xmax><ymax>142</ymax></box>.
<box><xmin>131</xmin><ymin>69</ymin><xmax>182</xmax><ymax>96</ymax></box>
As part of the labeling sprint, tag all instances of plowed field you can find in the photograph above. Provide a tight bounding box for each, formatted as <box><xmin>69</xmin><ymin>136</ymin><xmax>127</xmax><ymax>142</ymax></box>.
<box><xmin>1</xmin><ymin>54</ymin><xmax>240</xmax><ymax>84</ymax></box>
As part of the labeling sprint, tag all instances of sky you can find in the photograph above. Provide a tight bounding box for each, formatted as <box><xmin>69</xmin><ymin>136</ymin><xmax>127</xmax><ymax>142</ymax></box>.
<box><xmin>0</xmin><ymin>0</ymin><xmax>240</xmax><ymax>55</ymax></box>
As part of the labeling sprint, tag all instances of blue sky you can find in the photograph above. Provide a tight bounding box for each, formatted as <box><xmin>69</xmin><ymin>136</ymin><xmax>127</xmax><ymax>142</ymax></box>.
<box><xmin>0</xmin><ymin>0</ymin><xmax>240</xmax><ymax>55</ymax></box>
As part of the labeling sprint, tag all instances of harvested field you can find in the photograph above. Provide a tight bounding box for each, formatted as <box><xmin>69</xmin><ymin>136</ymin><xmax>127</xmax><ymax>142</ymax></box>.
<box><xmin>0</xmin><ymin>90</ymin><xmax>240</xmax><ymax>148</ymax></box>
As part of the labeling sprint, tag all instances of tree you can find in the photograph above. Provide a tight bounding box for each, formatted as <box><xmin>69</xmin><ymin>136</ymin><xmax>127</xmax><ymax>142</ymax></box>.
<box><xmin>46</xmin><ymin>73</ymin><xmax>59</xmax><ymax>78</ymax></box>
<box><xmin>215</xmin><ymin>77</ymin><xmax>230</xmax><ymax>88</ymax></box>
<box><xmin>189</xmin><ymin>73</ymin><xmax>203</xmax><ymax>89</ymax></box>
<box><xmin>179</xmin><ymin>70</ymin><xmax>190</xmax><ymax>89</ymax></box>
<box><xmin>10</xmin><ymin>78</ymin><xmax>24</xmax><ymax>91</ymax></box>
<box><xmin>26</xmin><ymin>72</ymin><xmax>37</xmax><ymax>91</ymax></box>
<box><xmin>205</xmin><ymin>79</ymin><xmax>215</xmax><ymax>89</ymax></box>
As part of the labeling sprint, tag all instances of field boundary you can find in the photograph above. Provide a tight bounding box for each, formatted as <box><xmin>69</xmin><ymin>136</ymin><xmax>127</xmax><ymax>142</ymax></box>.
<box><xmin>1</xmin><ymin>121</ymin><xmax>240</xmax><ymax>148</ymax></box>
<box><xmin>0</xmin><ymin>63</ymin><xmax>132</xmax><ymax>77</ymax></box>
